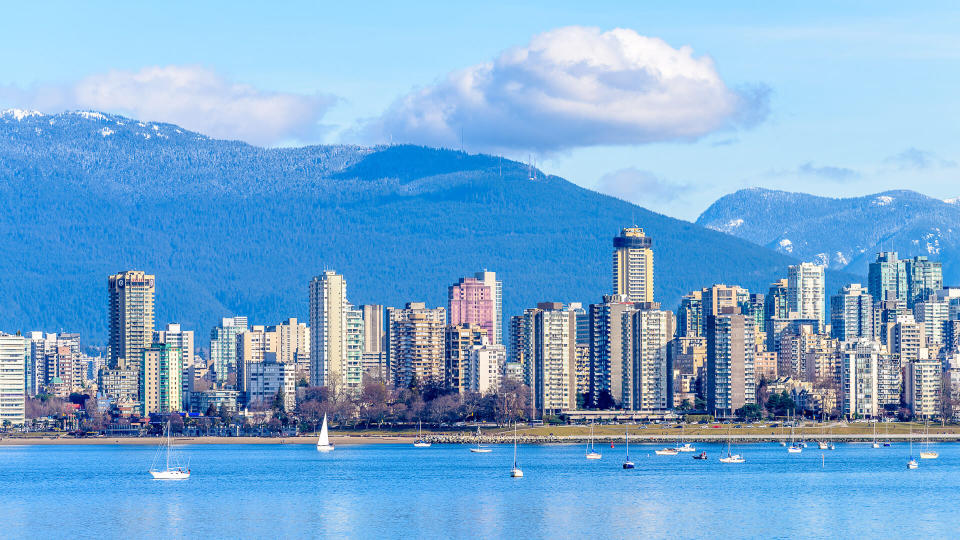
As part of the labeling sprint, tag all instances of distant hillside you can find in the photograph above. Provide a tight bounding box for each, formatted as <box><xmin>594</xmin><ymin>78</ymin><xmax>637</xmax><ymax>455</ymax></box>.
<box><xmin>0</xmin><ymin>110</ymin><xmax>859</xmax><ymax>344</ymax></box>
<box><xmin>697</xmin><ymin>188</ymin><xmax>960</xmax><ymax>283</ymax></box>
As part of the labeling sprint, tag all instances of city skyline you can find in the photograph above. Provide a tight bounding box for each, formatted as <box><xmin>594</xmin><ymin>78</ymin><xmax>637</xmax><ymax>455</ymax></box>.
<box><xmin>5</xmin><ymin>225</ymin><xmax>958</xmax><ymax>425</ymax></box>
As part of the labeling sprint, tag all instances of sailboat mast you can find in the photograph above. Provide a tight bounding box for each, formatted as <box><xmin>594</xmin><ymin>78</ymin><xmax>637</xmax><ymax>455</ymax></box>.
<box><xmin>166</xmin><ymin>418</ymin><xmax>171</xmax><ymax>471</ymax></box>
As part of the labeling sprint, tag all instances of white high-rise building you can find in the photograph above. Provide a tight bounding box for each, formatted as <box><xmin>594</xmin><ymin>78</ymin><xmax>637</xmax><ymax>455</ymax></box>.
<box><xmin>0</xmin><ymin>333</ymin><xmax>26</xmax><ymax>426</ymax></box>
<box><xmin>830</xmin><ymin>284</ymin><xmax>875</xmax><ymax>342</ymax></box>
<box><xmin>788</xmin><ymin>262</ymin><xmax>825</xmax><ymax>328</ymax></box>
<box><xmin>532</xmin><ymin>303</ymin><xmax>577</xmax><ymax>416</ymax></box>
<box><xmin>913</xmin><ymin>297</ymin><xmax>950</xmax><ymax>346</ymax></box>
<box><xmin>344</xmin><ymin>305</ymin><xmax>365</xmax><ymax>393</ymax></box>
<box><xmin>905</xmin><ymin>357</ymin><xmax>941</xmax><ymax>418</ymax></box>
<box><xmin>210</xmin><ymin>316</ymin><xmax>248</xmax><ymax>385</ymax></box>
<box><xmin>624</xmin><ymin>306</ymin><xmax>675</xmax><ymax>411</ymax></box>
<box><xmin>309</xmin><ymin>271</ymin><xmax>362</xmax><ymax>393</ymax></box>
<box><xmin>154</xmin><ymin>324</ymin><xmax>195</xmax><ymax>366</ymax></box>
<box><xmin>840</xmin><ymin>340</ymin><xmax>881</xmax><ymax>418</ymax></box>
<box><xmin>467</xmin><ymin>343</ymin><xmax>506</xmax><ymax>394</ymax></box>
<box><xmin>613</xmin><ymin>227</ymin><xmax>654</xmax><ymax>303</ymax></box>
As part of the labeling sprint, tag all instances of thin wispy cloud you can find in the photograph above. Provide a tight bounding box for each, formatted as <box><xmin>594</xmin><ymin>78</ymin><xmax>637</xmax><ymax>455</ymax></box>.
<box><xmin>360</xmin><ymin>26</ymin><xmax>770</xmax><ymax>153</ymax></box>
<box><xmin>0</xmin><ymin>66</ymin><xmax>335</xmax><ymax>146</ymax></box>
<box><xmin>796</xmin><ymin>161</ymin><xmax>860</xmax><ymax>181</ymax></box>
<box><xmin>883</xmin><ymin>147</ymin><xmax>956</xmax><ymax>170</ymax></box>
<box><xmin>595</xmin><ymin>167</ymin><xmax>691</xmax><ymax>206</ymax></box>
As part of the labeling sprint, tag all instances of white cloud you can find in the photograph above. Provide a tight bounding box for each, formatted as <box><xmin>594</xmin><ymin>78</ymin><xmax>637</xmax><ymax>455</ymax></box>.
<box><xmin>0</xmin><ymin>66</ymin><xmax>335</xmax><ymax>146</ymax></box>
<box><xmin>595</xmin><ymin>167</ymin><xmax>690</xmax><ymax>205</ymax></box>
<box><xmin>883</xmin><ymin>147</ymin><xmax>956</xmax><ymax>170</ymax></box>
<box><xmin>362</xmin><ymin>26</ymin><xmax>768</xmax><ymax>152</ymax></box>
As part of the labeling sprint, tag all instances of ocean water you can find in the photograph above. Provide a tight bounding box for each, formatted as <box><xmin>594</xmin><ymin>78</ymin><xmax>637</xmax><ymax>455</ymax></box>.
<box><xmin>1</xmin><ymin>441</ymin><xmax>955</xmax><ymax>538</ymax></box>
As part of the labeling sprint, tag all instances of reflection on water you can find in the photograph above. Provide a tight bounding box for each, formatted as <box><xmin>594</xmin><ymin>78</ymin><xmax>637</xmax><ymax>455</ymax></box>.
<box><xmin>2</xmin><ymin>442</ymin><xmax>956</xmax><ymax>538</ymax></box>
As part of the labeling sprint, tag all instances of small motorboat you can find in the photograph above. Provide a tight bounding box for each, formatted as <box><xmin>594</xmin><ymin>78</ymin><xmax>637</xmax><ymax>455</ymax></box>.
<box><xmin>693</xmin><ymin>452</ymin><xmax>708</xmax><ymax>460</ymax></box>
<box><xmin>655</xmin><ymin>448</ymin><xmax>679</xmax><ymax>456</ymax></box>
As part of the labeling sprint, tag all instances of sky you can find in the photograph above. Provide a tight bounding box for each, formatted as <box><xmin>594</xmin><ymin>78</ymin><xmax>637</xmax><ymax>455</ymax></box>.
<box><xmin>2</xmin><ymin>1</ymin><xmax>959</xmax><ymax>220</ymax></box>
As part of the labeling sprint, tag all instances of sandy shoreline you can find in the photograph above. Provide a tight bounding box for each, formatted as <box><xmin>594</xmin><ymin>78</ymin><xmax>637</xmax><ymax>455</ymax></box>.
<box><xmin>0</xmin><ymin>435</ymin><xmax>418</xmax><ymax>446</ymax></box>
<box><xmin>6</xmin><ymin>432</ymin><xmax>960</xmax><ymax>445</ymax></box>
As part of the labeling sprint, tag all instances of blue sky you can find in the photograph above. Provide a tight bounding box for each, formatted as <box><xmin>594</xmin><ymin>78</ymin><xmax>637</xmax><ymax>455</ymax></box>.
<box><xmin>2</xmin><ymin>1</ymin><xmax>959</xmax><ymax>219</ymax></box>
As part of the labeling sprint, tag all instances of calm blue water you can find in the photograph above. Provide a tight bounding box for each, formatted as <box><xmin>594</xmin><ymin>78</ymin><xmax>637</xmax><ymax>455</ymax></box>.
<box><xmin>1</xmin><ymin>441</ymin><xmax>955</xmax><ymax>538</ymax></box>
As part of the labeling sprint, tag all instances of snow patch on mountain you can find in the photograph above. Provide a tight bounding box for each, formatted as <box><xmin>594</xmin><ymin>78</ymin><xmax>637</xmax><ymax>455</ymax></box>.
<box><xmin>708</xmin><ymin>218</ymin><xmax>744</xmax><ymax>233</ymax></box>
<box><xmin>778</xmin><ymin>238</ymin><xmax>793</xmax><ymax>253</ymax></box>
<box><xmin>1</xmin><ymin>109</ymin><xmax>44</xmax><ymax>121</ymax></box>
<box><xmin>100</xmin><ymin>127</ymin><xmax>114</xmax><ymax>137</ymax></box>
<box><xmin>873</xmin><ymin>195</ymin><xmax>894</xmax><ymax>206</ymax></box>
<box><xmin>73</xmin><ymin>111</ymin><xmax>108</xmax><ymax>121</ymax></box>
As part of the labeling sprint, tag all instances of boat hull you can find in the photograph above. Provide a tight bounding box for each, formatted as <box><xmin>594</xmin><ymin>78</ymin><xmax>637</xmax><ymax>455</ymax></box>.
<box><xmin>470</xmin><ymin>448</ymin><xmax>492</xmax><ymax>453</ymax></box>
<box><xmin>510</xmin><ymin>468</ymin><xmax>523</xmax><ymax>478</ymax></box>
<box><xmin>150</xmin><ymin>470</ymin><xmax>190</xmax><ymax>480</ymax></box>
<box><xmin>655</xmin><ymin>449</ymin><xmax>678</xmax><ymax>456</ymax></box>
<box><xmin>585</xmin><ymin>452</ymin><xmax>602</xmax><ymax>460</ymax></box>
<box><xmin>316</xmin><ymin>445</ymin><xmax>335</xmax><ymax>452</ymax></box>
<box><xmin>920</xmin><ymin>452</ymin><xmax>938</xmax><ymax>459</ymax></box>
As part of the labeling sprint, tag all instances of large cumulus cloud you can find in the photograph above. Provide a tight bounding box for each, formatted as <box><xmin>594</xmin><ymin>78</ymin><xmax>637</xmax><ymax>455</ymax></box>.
<box><xmin>363</xmin><ymin>26</ymin><xmax>768</xmax><ymax>152</ymax></box>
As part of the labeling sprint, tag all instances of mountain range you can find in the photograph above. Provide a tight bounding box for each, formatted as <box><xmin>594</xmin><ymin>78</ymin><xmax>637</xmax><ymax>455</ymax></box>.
<box><xmin>697</xmin><ymin>188</ymin><xmax>960</xmax><ymax>284</ymax></box>
<box><xmin>0</xmin><ymin>109</ymin><xmax>859</xmax><ymax>344</ymax></box>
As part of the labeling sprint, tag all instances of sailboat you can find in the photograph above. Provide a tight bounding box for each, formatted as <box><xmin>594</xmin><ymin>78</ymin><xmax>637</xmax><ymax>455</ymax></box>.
<box><xmin>414</xmin><ymin>420</ymin><xmax>431</xmax><ymax>448</ymax></box>
<box><xmin>719</xmin><ymin>426</ymin><xmax>744</xmax><ymax>463</ymax></box>
<box><xmin>920</xmin><ymin>419</ymin><xmax>938</xmax><ymax>459</ymax></box>
<box><xmin>149</xmin><ymin>417</ymin><xmax>190</xmax><ymax>479</ymax></box>
<box><xmin>622</xmin><ymin>425</ymin><xmax>635</xmax><ymax>469</ymax></box>
<box><xmin>585</xmin><ymin>423</ymin><xmax>602</xmax><ymax>459</ymax></box>
<box><xmin>788</xmin><ymin>412</ymin><xmax>802</xmax><ymax>453</ymax></box>
<box><xmin>676</xmin><ymin>424</ymin><xmax>696</xmax><ymax>452</ymax></box>
<box><xmin>470</xmin><ymin>425</ymin><xmax>492</xmax><ymax>453</ymax></box>
<box><xmin>817</xmin><ymin>414</ymin><xmax>829</xmax><ymax>450</ymax></box>
<box><xmin>510</xmin><ymin>423</ymin><xmax>523</xmax><ymax>478</ymax></box>
<box><xmin>872</xmin><ymin>420</ymin><xmax>880</xmax><ymax>448</ymax></box>
<box><xmin>316</xmin><ymin>413</ymin><xmax>334</xmax><ymax>452</ymax></box>
<box><xmin>908</xmin><ymin>426</ymin><xmax>918</xmax><ymax>469</ymax></box>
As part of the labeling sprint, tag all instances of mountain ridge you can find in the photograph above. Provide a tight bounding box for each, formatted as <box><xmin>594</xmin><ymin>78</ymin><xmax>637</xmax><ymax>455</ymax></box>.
<box><xmin>1</xmin><ymin>111</ymin><xmax>861</xmax><ymax>344</ymax></box>
<box><xmin>697</xmin><ymin>187</ymin><xmax>959</xmax><ymax>281</ymax></box>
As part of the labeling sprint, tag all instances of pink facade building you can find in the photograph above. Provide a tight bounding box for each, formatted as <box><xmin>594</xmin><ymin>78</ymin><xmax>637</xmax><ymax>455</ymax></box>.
<box><xmin>448</xmin><ymin>277</ymin><xmax>496</xmax><ymax>343</ymax></box>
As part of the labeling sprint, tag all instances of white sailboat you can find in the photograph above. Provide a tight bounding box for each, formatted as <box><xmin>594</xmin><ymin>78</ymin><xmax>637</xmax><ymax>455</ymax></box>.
<box><xmin>316</xmin><ymin>413</ymin><xmax>334</xmax><ymax>452</ymax></box>
<box><xmin>872</xmin><ymin>420</ymin><xmax>880</xmax><ymax>448</ymax></box>
<box><xmin>414</xmin><ymin>420</ymin><xmax>431</xmax><ymax>448</ymax></box>
<box><xmin>817</xmin><ymin>414</ymin><xmax>829</xmax><ymax>449</ymax></box>
<box><xmin>920</xmin><ymin>419</ymin><xmax>938</xmax><ymax>459</ymax></box>
<box><xmin>908</xmin><ymin>425</ymin><xmax>918</xmax><ymax>469</ymax></box>
<box><xmin>676</xmin><ymin>424</ymin><xmax>696</xmax><ymax>452</ymax></box>
<box><xmin>149</xmin><ymin>417</ymin><xmax>190</xmax><ymax>479</ymax></box>
<box><xmin>470</xmin><ymin>425</ymin><xmax>492</xmax><ymax>453</ymax></box>
<box><xmin>622</xmin><ymin>425</ymin><xmax>635</xmax><ymax>469</ymax></box>
<box><xmin>788</xmin><ymin>412</ymin><xmax>802</xmax><ymax>453</ymax></box>
<box><xmin>719</xmin><ymin>426</ymin><xmax>744</xmax><ymax>463</ymax></box>
<box><xmin>510</xmin><ymin>423</ymin><xmax>523</xmax><ymax>478</ymax></box>
<box><xmin>585</xmin><ymin>423</ymin><xmax>602</xmax><ymax>459</ymax></box>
